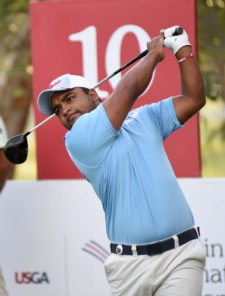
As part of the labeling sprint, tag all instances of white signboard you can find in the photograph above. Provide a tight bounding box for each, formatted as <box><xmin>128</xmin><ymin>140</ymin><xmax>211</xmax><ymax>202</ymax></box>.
<box><xmin>0</xmin><ymin>179</ymin><xmax>224</xmax><ymax>295</ymax></box>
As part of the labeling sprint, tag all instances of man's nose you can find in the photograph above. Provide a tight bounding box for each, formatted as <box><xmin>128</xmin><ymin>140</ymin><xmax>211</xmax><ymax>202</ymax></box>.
<box><xmin>62</xmin><ymin>104</ymin><xmax>71</xmax><ymax>116</ymax></box>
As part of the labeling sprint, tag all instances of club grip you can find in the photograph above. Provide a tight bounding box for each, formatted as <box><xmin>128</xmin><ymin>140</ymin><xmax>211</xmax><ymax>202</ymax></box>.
<box><xmin>173</xmin><ymin>27</ymin><xmax>183</xmax><ymax>36</ymax></box>
<box><xmin>137</xmin><ymin>27</ymin><xmax>183</xmax><ymax>59</ymax></box>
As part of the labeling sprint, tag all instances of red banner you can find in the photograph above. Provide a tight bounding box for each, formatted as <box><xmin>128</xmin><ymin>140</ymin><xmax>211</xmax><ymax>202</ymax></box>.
<box><xmin>30</xmin><ymin>0</ymin><xmax>199</xmax><ymax>179</ymax></box>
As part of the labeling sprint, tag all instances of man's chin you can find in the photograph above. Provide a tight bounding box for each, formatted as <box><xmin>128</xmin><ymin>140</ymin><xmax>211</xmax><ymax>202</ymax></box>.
<box><xmin>63</xmin><ymin>122</ymin><xmax>72</xmax><ymax>130</ymax></box>
<box><xmin>66</xmin><ymin>120</ymin><xmax>76</xmax><ymax>130</ymax></box>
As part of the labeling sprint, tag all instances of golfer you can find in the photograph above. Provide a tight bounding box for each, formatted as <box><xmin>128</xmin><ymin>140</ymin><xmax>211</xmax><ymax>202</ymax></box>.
<box><xmin>38</xmin><ymin>26</ymin><xmax>206</xmax><ymax>295</ymax></box>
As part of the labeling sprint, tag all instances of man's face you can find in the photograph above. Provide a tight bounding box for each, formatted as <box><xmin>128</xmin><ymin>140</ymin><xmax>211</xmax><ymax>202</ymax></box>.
<box><xmin>51</xmin><ymin>87</ymin><xmax>100</xmax><ymax>130</ymax></box>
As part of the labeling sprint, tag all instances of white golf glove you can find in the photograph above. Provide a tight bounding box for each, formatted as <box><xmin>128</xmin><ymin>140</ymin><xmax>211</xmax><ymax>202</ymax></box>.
<box><xmin>161</xmin><ymin>26</ymin><xmax>191</xmax><ymax>54</ymax></box>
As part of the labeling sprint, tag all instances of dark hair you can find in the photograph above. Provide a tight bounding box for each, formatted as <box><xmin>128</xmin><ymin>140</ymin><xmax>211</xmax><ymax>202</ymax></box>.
<box><xmin>80</xmin><ymin>87</ymin><xmax>90</xmax><ymax>94</ymax></box>
<box><xmin>80</xmin><ymin>87</ymin><xmax>102</xmax><ymax>102</ymax></box>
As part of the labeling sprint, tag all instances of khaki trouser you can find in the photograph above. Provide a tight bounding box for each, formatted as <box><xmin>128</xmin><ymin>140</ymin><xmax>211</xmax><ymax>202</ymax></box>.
<box><xmin>104</xmin><ymin>239</ymin><xmax>206</xmax><ymax>296</ymax></box>
<box><xmin>0</xmin><ymin>267</ymin><xmax>8</xmax><ymax>296</ymax></box>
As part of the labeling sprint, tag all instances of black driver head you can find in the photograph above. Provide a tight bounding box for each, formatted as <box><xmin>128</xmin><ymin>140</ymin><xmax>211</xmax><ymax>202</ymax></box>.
<box><xmin>4</xmin><ymin>133</ymin><xmax>29</xmax><ymax>164</ymax></box>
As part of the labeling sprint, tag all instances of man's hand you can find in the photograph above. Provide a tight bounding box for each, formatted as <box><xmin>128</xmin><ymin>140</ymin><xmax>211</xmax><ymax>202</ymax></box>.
<box><xmin>161</xmin><ymin>25</ymin><xmax>191</xmax><ymax>54</ymax></box>
<box><xmin>147</xmin><ymin>35</ymin><xmax>165</xmax><ymax>62</ymax></box>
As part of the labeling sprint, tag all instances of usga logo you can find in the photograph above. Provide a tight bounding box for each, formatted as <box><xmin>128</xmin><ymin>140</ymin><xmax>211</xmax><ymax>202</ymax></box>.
<box><xmin>15</xmin><ymin>272</ymin><xmax>50</xmax><ymax>284</ymax></box>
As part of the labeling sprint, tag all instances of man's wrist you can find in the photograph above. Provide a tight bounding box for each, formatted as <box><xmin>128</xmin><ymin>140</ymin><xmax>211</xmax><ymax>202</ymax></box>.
<box><xmin>177</xmin><ymin>53</ymin><xmax>194</xmax><ymax>64</ymax></box>
<box><xmin>146</xmin><ymin>49</ymin><xmax>164</xmax><ymax>64</ymax></box>
<box><xmin>175</xmin><ymin>45</ymin><xmax>192</xmax><ymax>59</ymax></box>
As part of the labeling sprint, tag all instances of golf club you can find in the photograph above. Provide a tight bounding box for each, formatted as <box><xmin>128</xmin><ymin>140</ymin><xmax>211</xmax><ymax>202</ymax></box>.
<box><xmin>4</xmin><ymin>27</ymin><xmax>183</xmax><ymax>164</ymax></box>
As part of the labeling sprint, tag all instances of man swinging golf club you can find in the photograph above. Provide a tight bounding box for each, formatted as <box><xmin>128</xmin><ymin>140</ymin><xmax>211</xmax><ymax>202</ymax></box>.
<box><xmin>38</xmin><ymin>26</ymin><xmax>206</xmax><ymax>295</ymax></box>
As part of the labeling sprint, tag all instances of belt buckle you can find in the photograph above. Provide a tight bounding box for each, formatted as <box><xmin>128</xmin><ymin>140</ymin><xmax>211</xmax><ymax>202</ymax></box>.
<box><xmin>132</xmin><ymin>244</ymin><xmax>138</xmax><ymax>256</ymax></box>
<box><xmin>116</xmin><ymin>244</ymin><xmax>123</xmax><ymax>255</ymax></box>
<box><xmin>172</xmin><ymin>235</ymin><xmax>179</xmax><ymax>248</ymax></box>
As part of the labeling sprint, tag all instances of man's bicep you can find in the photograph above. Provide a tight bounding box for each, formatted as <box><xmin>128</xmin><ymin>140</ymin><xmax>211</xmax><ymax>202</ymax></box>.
<box><xmin>173</xmin><ymin>95</ymin><xmax>203</xmax><ymax>124</ymax></box>
<box><xmin>103</xmin><ymin>91</ymin><xmax>134</xmax><ymax>131</ymax></box>
<box><xmin>146</xmin><ymin>97</ymin><xmax>182</xmax><ymax>139</ymax></box>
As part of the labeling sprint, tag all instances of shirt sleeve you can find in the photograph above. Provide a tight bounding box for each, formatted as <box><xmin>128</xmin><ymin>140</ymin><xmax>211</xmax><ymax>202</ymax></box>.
<box><xmin>65</xmin><ymin>103</ymin><xmax>119</xmax><ymax>168</ymax></box>
<box><xmin>145</xmin><ymin>97</ymin><xmax>183</xmax><ymax>140</ymax></box>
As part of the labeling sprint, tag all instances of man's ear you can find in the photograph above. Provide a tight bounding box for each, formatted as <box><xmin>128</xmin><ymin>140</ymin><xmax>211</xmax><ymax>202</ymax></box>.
<box><xmin>89</xmin><ymin>88</ymin><xmax>100</xmax><ymax>102</ymax></box>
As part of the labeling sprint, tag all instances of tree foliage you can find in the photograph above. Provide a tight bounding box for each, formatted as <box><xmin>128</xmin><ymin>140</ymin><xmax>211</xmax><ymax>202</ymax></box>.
<box><xmin>0</xmin><ymin>0</ymin><xmax>32</xmax><ymax>137</ymax></box>
<box><xmin>198</xmin><ymin>0</ymin><xmax>225</xmax><ymax>101</ymax></box>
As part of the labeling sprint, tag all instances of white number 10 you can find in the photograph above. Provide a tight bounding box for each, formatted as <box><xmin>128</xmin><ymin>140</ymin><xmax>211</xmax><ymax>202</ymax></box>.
<box><xmin>69</xmin><ymin>25</ymin><xmax>154</xmax><ymax>98</ymax></box>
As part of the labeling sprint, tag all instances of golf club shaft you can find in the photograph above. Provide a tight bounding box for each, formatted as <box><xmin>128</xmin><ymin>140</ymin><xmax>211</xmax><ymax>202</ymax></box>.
<box><xmin>94</xmin><ymin>49</ymin><xmax>148</xmax><ymax>89</ymax></box>
<box><xmin>28</xmin><ymin>26</ymin><xmax>184</xmax><ymax>134</ymax></box>
<box><xmin>28</xmin><ymin>113</ymin><xmax>56</xmax><ymax>134</ymax></box>
<box><xmin>94</xmin><ymin>27</ymin><xmax>183</xmax><ymax>89</ymax></box>
<box><xmin>28</xmin><ymin>48</ymin><xmax>149</xmax><ymax>134</ymax></box>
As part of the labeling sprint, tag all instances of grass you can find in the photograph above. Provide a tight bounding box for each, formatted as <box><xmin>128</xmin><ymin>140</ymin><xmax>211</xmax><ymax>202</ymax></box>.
<box><xmin>200</xmin><ymin>99</ymin><xmax>225</xmax><ymax>177</ymax></box>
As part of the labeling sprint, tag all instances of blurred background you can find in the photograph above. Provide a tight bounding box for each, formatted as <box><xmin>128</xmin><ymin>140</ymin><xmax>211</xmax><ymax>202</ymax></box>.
<box><xmin>0</xmin><ymin>0</ymin><xmax>224</xmax><ymax>179</ymax></box>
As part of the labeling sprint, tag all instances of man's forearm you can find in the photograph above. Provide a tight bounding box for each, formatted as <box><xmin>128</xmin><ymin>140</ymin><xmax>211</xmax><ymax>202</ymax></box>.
<box><xmin>172</xmin><ymin>46</ymin><xmax>205</xmax><ymax>124</ymax></box>
<box><xmin>103</xmin><ymin>36</ymin><xmax>164</xmax><ymax>131</ymax></box>
<box><xmin>176</xmin><ymin>46</ymin><xmax>205</xmax><ymax>107</ymax></box>
<box><xmin>115</xmin><ymin>49</ymin><xmax>160</xmax><ymax>103</ymax></box>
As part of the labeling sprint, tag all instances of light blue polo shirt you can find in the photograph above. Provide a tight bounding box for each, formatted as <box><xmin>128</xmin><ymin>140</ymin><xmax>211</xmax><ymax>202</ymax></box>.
<box><xmin>65</xmin><ymin>97</ymin><xmax>194</xmax><ymax>244</ymax></box>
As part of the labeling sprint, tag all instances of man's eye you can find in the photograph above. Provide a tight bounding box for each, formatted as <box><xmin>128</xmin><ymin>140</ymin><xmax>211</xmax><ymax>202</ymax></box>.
<box><xmin>66</xmin><ymin>96</ymin><xmax>74</xmax><ymax>102</ymax></box>
<box><xmin>54</xmin><ymin>108</ymin><xmax>61</xmax><ymax>116</ymax></box>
